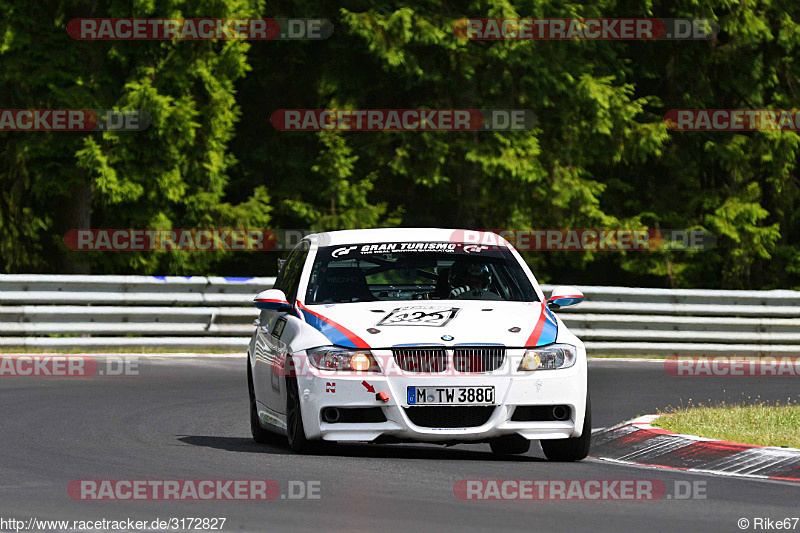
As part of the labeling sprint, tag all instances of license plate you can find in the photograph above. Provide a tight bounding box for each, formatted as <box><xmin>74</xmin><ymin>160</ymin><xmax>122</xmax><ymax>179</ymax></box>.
<box><xmin>407</xmin><ymin>386</ymin><xmax>495</xmax><ymax>405</ymax></box>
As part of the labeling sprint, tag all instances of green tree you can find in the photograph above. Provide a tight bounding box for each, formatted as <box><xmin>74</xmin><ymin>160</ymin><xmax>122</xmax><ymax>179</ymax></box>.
<box><xmin>0</xmin><ymin>0</ymin><xmax>271</xmax><ymax>274</ymax></box>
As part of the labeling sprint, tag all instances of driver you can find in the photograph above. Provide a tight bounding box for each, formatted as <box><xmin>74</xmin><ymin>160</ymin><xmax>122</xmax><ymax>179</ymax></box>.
<box><xmin>448</xmin><ymin>261</ymin><xmax>492</xmax><ymax>298</ymax></box>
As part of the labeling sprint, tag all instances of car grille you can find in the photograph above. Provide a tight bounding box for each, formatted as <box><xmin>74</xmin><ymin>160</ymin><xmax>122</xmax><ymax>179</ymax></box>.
<box><xmin>404</xmin><ymin>406</ymin><xmax>495</xmax><ymax>428</ymax></box>
<box><xmin>392</xmin><ymin>347</ymin><xmax>448</xmax><ymax>372</ymax></box>
<box><xmin>392</xmin><ymin>346</ymin><xmax>507</xmax><ymax>373</ymax></box>
<box><xmin>453</xmin><ymin>346</ymin><xmax>506</xmax><ymax>373</ymax></box>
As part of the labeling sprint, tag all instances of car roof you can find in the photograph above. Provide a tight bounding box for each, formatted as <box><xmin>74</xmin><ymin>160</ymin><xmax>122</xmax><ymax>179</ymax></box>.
<box><xmin>305</xmin><ymin>228</ymin><xmax>511</xmax><ymax>247</ymax></box>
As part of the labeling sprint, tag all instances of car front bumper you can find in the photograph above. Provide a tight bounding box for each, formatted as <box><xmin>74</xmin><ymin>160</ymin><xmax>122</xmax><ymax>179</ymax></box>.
<box><xmin>294</xmin><ymin>349</ymin><xmax>588</xmax><ymax>443</ymax></box>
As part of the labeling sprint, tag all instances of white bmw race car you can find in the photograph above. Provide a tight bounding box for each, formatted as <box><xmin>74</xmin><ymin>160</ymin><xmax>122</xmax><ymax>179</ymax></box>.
<box><xmin>247</xmin><ymin>228</ymin><xmax>590</xmax><ymax>460</ymax></box>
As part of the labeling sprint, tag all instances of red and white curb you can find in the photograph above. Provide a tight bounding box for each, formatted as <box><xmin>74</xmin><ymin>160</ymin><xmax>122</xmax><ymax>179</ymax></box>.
<box><xmin>590</xmin><ymin>415</ymin><xmax>800</xmax><ymax>482</ymax></box>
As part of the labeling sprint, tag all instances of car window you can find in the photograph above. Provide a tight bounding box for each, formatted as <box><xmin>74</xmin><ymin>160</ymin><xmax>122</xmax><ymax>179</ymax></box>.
<box><xmin>279</xmin><ymin>241</ymin><xmax>309</xmax><ymax>303</ymax></box>
<box><xmin>305</xmin><ymin>242</ymin><xmax>538</xmax><ymax>304</ymax></box>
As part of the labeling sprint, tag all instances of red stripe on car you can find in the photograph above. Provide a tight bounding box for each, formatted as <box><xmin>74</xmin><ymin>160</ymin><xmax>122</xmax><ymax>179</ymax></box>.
<box><xmin>524</xmin><ymin>304</ymin><xmax>547</xmax><ymax>346</ymax></box>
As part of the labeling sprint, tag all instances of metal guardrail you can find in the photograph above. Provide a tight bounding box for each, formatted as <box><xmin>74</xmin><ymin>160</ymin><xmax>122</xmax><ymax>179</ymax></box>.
<box><xmin>0</xmin><ymin>275</ymin><xmax>798</xmax><ymax>354</ymax></box>
<box><xmin>0</xmin><ymin>275</ymin><xmax>272</xmax><ymax>350</ymax></box>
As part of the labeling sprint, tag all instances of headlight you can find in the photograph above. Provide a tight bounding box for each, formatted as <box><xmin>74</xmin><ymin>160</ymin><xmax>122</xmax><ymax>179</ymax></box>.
<box><xmin>307</xmin><ymin>346</ymin><xmax>380</xmax><ymax>372</ymax></box>
<box><xmin>518</xmin><ymin>344</ymin><xmax>577</xmax><ymax>371</ymax></box>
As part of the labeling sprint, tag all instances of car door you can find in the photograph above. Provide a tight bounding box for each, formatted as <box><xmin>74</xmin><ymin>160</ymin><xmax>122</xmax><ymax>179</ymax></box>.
<box><xmin>254</xmin><ymin>241</ymin><xmax>309</xmax><ymax>415</ymax></box>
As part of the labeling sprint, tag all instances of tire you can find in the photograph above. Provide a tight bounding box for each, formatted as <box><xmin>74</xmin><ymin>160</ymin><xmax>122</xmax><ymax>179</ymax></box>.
<box><xmin>248</xmin><ymin>359</ymin><xmax>275</xmax><ymax>444</ymax></box>
<box><xmin>541</xmin><ymin>394</ymin><xmax>592</xmax><ymax>462</ymax></box>
<box><xmin>489</xmin><ymin>434</ymin><xmax>531</xmax><ymax>455</ymax></box>
<box><xmin>286</xmin><ymin>376</ymin><xmax>317</xmax><ymax>453</ymax></box>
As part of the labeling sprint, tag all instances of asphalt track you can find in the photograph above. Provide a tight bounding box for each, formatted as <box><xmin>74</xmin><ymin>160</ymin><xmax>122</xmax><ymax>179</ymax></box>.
<box><xmin>1</xmin><ymin>356</ymin><xmax>799</xmax><ymax>533</ymax></box>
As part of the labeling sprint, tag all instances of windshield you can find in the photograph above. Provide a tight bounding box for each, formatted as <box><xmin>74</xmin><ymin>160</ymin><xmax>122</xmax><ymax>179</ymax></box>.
<box><xmin>305</xmin><ymin>242</ymin><xmax>538</xmax><ymax>304</ymax></box>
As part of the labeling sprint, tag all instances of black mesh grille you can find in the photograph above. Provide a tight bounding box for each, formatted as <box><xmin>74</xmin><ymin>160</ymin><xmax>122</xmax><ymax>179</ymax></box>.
<box><xmin>404</xmin><ymin>406</ymin><xmax>495</xmax><ymax>428</ymax></box>
<box><xmin>326</xmin><ymin>408</ymin><xmax>387</xmax><ymax>424</ymax></box>
<box><xmin>511</xmin><ymin>405</ymin><xmax>572</xmax><ymax>422</ymax></box>
<box><xmin>453</xmin><ymin>346</ymin><xmax>506</xmax><ymax>372</ymax></box>
<box><xmin>392</xmin><ymin>347</ymin><xmax>448</xmax><ymax>372</ymax></box>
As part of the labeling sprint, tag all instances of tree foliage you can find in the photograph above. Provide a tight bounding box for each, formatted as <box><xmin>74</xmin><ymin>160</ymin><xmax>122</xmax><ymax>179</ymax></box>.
<box><xmin>1</xmin><ymin>0</ymin><xmax>798</xmax><ymax>289</ymax></box>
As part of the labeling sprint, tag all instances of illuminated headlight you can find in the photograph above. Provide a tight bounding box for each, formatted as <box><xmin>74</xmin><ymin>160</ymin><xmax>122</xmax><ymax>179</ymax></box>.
<box><xmin>307</xmin><ymin>346</ymin><xmax>380</xmax><ymax>372</ymax></box>
<box><xmin>518</xmin><ymin>344</ymin><xmax>577</xmax><ymax>371</ymax></box>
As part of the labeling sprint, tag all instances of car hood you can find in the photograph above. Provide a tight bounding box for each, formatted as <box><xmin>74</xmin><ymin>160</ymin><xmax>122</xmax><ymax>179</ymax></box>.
<box><xmin>296</xmin><ymin>300</ymin><xmax>558</xmax><ymax>349</ymax></box>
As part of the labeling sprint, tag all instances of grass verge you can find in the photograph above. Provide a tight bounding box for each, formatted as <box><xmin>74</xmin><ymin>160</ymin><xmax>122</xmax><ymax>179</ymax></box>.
<box><xmin>652</xmin><ymin>401</ymin><xmax>800</xmax><ymax>448</ymax></box>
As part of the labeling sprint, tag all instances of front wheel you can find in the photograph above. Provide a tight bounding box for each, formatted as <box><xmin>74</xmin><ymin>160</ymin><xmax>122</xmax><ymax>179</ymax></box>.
<box><xmin>541</xmin><ymin>394</ymin><xmax>592</xmax><ymax>462</ymax></box>
<box><xmin>286</xmin><ymin>377</ymin><xmax>317</xmax><ymax>453</ymax></box>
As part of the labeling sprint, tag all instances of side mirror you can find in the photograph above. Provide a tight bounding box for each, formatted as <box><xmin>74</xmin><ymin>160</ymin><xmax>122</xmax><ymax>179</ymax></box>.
<box><xmin>254</xmin><ymin>289</ymin><xmax>294</xmax><ymax>313</ymax></box>
<box><xmin>547</xmin><ymin>286</ymin><xmax>584</xmax><ymax>310</ymax></box>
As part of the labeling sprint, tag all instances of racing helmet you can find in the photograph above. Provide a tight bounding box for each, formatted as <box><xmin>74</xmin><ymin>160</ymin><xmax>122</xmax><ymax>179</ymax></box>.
<box><xmin>448</xmin><ymin>261</ymin><xmax>492</xmax><ymax>290</ymax></box>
